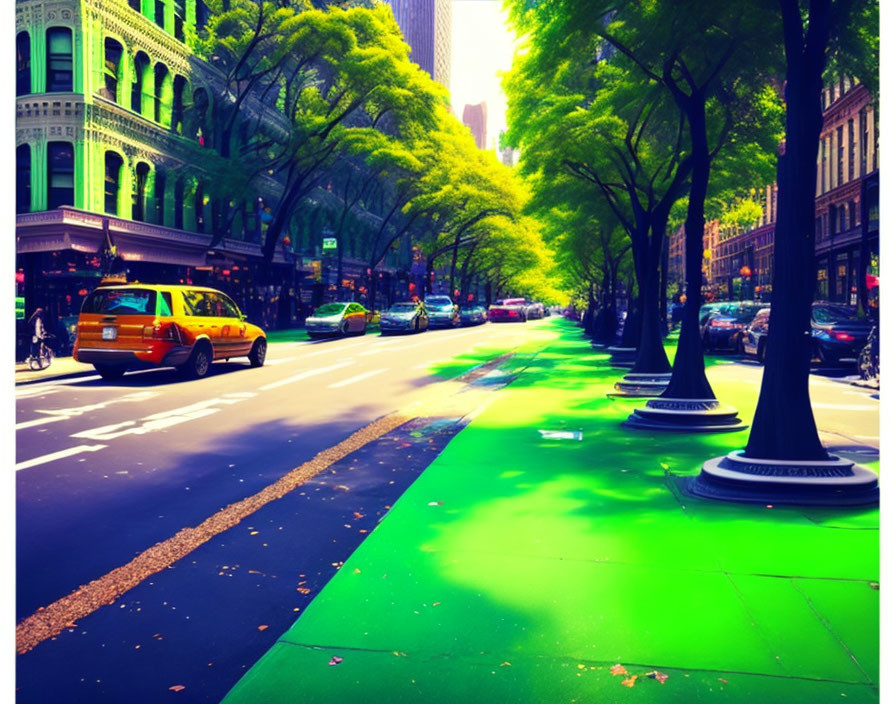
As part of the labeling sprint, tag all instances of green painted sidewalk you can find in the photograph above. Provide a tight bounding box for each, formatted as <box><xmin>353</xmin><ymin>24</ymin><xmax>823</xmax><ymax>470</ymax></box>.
<box><xmin>223</xmin><ymin>321</ymin><xmax>879</xmax><ymax>703</ymax></box>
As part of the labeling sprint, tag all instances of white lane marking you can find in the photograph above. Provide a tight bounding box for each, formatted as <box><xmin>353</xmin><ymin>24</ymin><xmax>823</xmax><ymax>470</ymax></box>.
<box><xmin>15</xmin><ymin>386</ymin><xmax>64</xmax><ymax>399</ymax></box>
<box><xmin>15</xmin><ymin>415</ymin><xmax>69</xmax><ymax>431</ymax></box>
<box><xmin>71</xmin><ymin>396</ymin><xmax>252</xmax><ymax>441</ymax></box>
<box><xmin>812</xmin><ymin>403</ymin><xmax>880</xmax><ymax>411</ymax></box>
<box><xmin>33</xmin><ymin>391</ymin><xmax>159</xmax><ymax>418</ymax></box>
<box><xmin>258</xmin><ymin>361</ymin><xmax>355</xmax><ymax>391</ymax></box>
<box><xmin>265</xmin><ymin>357</ymin><xmax>296</xmax><ymax>365</ymax></box>
<box><xmin>16</xmin><ymin>444</ymin><xmax>107</xmax><ymax>471</ymax></box>
<box><xmin>328</xmin><ymin>368</ymin><xmax>388</xmax><ymax>389</ymax></box>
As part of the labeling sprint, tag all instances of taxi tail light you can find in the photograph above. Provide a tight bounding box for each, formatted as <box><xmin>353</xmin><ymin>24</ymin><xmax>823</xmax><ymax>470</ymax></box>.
<box><xmin>834</xmin><ymin>331</ymin><xmax>854</xmax><ymax>342</ymax></box>
<box><xmin>710</xmin><ymin>319</ymin><xmax>739</xmax><ymax>328</ymax></box>
<box><xmin>147</xmin><ymin>322</ymin><xmax>184</xmax><ymax>343</ymax></box>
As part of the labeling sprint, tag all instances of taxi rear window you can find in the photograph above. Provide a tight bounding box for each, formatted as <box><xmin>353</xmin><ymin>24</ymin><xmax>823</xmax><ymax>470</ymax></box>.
<box><xmin>82</xmin><ymin>288</ymin><xmax>157</xmax><ymax>315</ymax></box>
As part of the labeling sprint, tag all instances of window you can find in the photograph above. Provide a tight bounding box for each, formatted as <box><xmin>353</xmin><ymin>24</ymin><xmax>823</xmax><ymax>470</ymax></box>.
<box><xmin>105</xmin><ymin>152</ymin><xmax>124</xmax><ymax>215</ymax></box>
<box><xmin>128</xmin><ymin>0</ymin><xmax>140</xmax><ymax>10</ymax></box>
<box><xmin>820</xmin><ymin>134</ymin><xmax>827</xmax><ymax>192</ymax></box>
<box><xmin>46</xmin><ymin>28</ymin><xmax>73</xmax><ymax>92</ymax></box>
<box><xmin>174</xmin><ymin>177</ymin><xmax>184</xmax><ymax>229</ymax></box>
<box><xmin>849</xmin><ymin>201</ymin><xmax>856</xmax><ymax>229</ymax></box>
<box><xmin>154</xmin><ymin>63</ymin><xmax>171</xmax><ymax>124</ymax></box>
<box><xmin>182</xmin><ymin>291</ymin><xmax>220</xmax><ymax>317</ymax></box>
<box><xmin>154</xmin><ymin>168</ymin><xmax>166</xmax><ymax>225</ymax></box>
<box><xmin>859</xmin><ymin>109</ymin><xmax>868</xmax><ymax>175</ymax></box>
<box><xmin>17</xmin><ymin>144</ymin><xmax>31</xmax><ymax>213</ymax></box>
<box><xmin>159</xmin><ymin>292</ymin><xmax>174</xmax><ymax>316</ymax></box>
<box><xmin>847</xmin><ymin>118</ymin><xmax>855</xmax><ymax>181</ymax></box>
<box><xmin>196</xmin><ymin>0</ymin><xmax>211</xmax><ymax>34</ymax></box>
<box><xmin>83</xmin><ymin>288</ymin><xmax>157</xmax><ymax>315</ymax></box>
<box><xmin>155</xmin><ymin>0</ymin><xmax>166</xmax><ymax>30</ymax></box>
<box><xmin>134</xmin><ymin>162</ymin><xmax>150</xmax><ymax>221</ymax></box>
<box><xmin>103</xmin><ymin>38</ymin><xmax>123</xmax><ymax>103</ymax></box>
<box><xmin>192</xmin><ymin>88</ymin><xmax>210</xmax><ymax>146</ymax></box>
<box><xmin>174</xmin><ymin>0</ymin><xmax>186</xmax><ymax>42</ymax></box>
<box><xmin>17</xmin><ymin>32</ymin><xmax>30</xmax><ymax>95</ymax></box>
<box><xmin>172</xmin><ymin>75</ymin><xmax>187</xmax><ymax>133</ymax></box>
<box><xmin>836</xmin><ymin>126</ymin><xmax>844</xmax><ymax>186</ymax></box>
<box><xmin>215</xmin><ymin>293</ymin><xmax>241</xmax><ymax>318</ymax></box>
<box><xmin>132</xmin><ymin>52</ymin><xmax>150</xmax><ymax>113</ymax></box>
<box><xmin>47</xmin><ymin>142</ymin><xmax>74</xmax><ymax>209</ymax></box>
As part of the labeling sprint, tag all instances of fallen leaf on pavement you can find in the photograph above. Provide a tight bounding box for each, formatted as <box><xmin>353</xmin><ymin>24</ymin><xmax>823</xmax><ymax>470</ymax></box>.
<box><xmin>646</xmin><ymin>671</ymin><xmax>669</xmax><ymax>684</ymax></box>
<box><xmin>610</xmin><ymin>664</ymin><xmax>627</xmax><ymax>676</ymax></box>
<box><xmin>249</xmin><ymin>531</ymin><xmax>259</xmax><ymax>535</ymax></box>
<box><xmin>428</xmin><ymin>501</ymin><xmax>444</xmax><ymax>506</ymax></box>
<box><xmin>333</xmin><ymin>485</ymin><xmax>350</xmax><ymax>492</ymax></box>
<box><xmin>353</xmin><ymin>512</ymin><xmax>364</xmax><ymax>519</ymax></box>
<box><xmin>169</xmin><ymin>685</ymin><xmax>185</xmax><ymax>692</ymax></box>
<box><xmin>257</xmin><ymin>625</ymin><xmax>268</xmax><ymax>631</ymax></box>
<box><xmin>328</xmin><ymin>656</ymin><xmax>343</xmax><ymax>666</ymax></box>
<box><xmin>718</xmin><ymin>678</ymin><xmax>728</xmax><ymax>684</ymax></box>
<box><xmin>500</xmin><ymin>662</ymin><xmax>511</xmax><ymax>667</ymax></box>
<box><xmin>621</xmin><ymin>675</ymin><xmax>638</xmax><ymax>688</ymax></box>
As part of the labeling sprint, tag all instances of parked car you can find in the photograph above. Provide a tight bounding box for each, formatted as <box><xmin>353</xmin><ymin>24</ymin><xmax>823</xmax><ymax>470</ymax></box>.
<box><xmin>698</xmin><ymin>301</ymin><xmax>731</xmax><ymax>331</ymax></box>
<box><xmin>740</xmin><ymin>307</ymin><xmax>771</xmax><ymax>362</ymax></box>
<box><xmin>525</xmin><ymin>301</ymin><xmax>545</xmax><ymax>319</ymax></box>
<box><xmin>810</xmin><ymin>302</ymin><xmax>874</xmax><ymax>365</ymax></box>
<box><xmin>73</xmin><ymin>283</ymin><xmax>266</xmax><ymax>380</ymax></box>
<box><xmin>459</xmin><ymin>303</ymin><xmax>488</xmax><ymax>326</ymax></box>
<box><xmin>305</xmin><ymin>302</ymin><xmax>370</xmax><ymax>338</ymax></box>
<box><xmin>488</xmin><ymin>297</ymin><xmax>528</xmax><ymax>323</ymax></box>
<box><xmin>702</xmin><ymin>302</ymin><xmax>766</xmax><ymax>352</ymax></box>
<box><xmin>380</xmin><ymin>301</ymin><xmax>429</xmax><ymax>334</ymax></box>
<box><xmin>857</xmin><ymin>325</ymin><xmax>879</xmax><ymax>382</ymax></box>
<box><xmin>424</xmin><ymin>295</ymin><xmax>460</xmax><ymax>328</ymax></box>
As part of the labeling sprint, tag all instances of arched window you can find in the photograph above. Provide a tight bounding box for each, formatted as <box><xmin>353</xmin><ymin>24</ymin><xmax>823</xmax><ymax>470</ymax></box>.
<box><xmin>192</xmin><ymin>88</ymin><xmax>210</xmax><ymax>147</ymax></box>
<box><xmin>128</xmin><ymin>0</ymin><xmax>140</xmax><ymax>10</ymax></box>
<box><xmin>172</xmin><ymin>75</ymin><xmax>187</xmax><ymax>133</ymax></box>
<box><xmin>104</xmin><ymin>152</ymin><xmax>124</xmax><ymax>215</ymax></box>
<box><xmin>154</xmin><ymin>168</ymin><xmax>167</xmax><ymax>225</ymax></box>
<box><xmin>174</xmin><ymin>176</ymin><xmax>185</xmax><ymax>229</ymax></box>
<box><xmin>17</xmin><ymin>33</ymin><xmax>31</xmax><ymax>96</ymax></box>
<box><xmin>46</xmin><ymin>27</ymin><xmax>73</xmax><ymax>92</ymax></box>
<box><xmin>132</xmin><ymin>52</ymin><xmax>151</xmax><ymax>114</ymax></box>
<box><xmin>134</xmin><ymin>162</ymin><xmax>150</xmax><ymax>221</ymax></box>
<box><xmin>103</xmin><ymin>38</ymin><xmax>123</xmax><ymax>103</ymax></box>
<box><xmin>154</xmin><ymin>63</ymin><xmax>172</xmax><ymax>125</ymax></box>
<box><xmin>194</xmin><ymin>181</ymin><xmax>205</xmax><ymax>232</ymax></box>
<box><xmin>196</xmin><ymin>0</ymin><xmax>211</xmax><ymax>35</ymax></box>
<box><xmin>47</xmin><ymin>142</ymin><xmax>75</xmax><ymax>209</ymax></box>
<box><xmin>16</xmin><ymin>144</ymin><xmax>31</xmax><ymax>213</ymax></box>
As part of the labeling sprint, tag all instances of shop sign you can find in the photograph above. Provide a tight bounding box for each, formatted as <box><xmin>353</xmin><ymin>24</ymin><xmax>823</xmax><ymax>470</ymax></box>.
<box><xmin>323</xmin><ymin>237</ymin><xmax>338</xmax><ymax>251</ymax></box>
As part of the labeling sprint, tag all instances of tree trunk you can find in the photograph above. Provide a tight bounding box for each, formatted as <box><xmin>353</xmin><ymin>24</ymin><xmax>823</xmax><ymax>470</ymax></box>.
<box><xmin>663</xmin><ymin>96</ymin><xmax>715</xmax><ymax>399</ymax></box>
<box><xmin>660</xmin><ymin>234</ymin><xmax>669</xmax><ymax>336</ymax></box>
<box><xmin>744</xmin><ymin>0</ymin><xmax>831</xmax><ymax>461</ymax></box>
<box><xmin>631</xmin><ymin>220</ymin><xmax>672</xmax><ymax>373</ymax></box>
<box><xmin>620</xmin><ymin>278</ymin><xmax>639</xmax><ymax>348</ymax></box>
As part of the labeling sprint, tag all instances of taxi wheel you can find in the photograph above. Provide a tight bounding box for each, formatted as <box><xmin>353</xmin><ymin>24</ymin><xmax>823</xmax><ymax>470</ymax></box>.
<box><xmin>182</xmin><ymin>343</ymin><xmax>212</xmax><ymax>379</ymax></box>
<box><xmin>94</xmin><ymin>364</ymin><xmax>125</xmax><ymax>381</ymax></box>
<box><xmin>341</xmin><ymin>321</ymin><xmax>351</xmax><ymax>337</ymax></box>
<box><xmin>249</xmin><ymin>338</ymin><xmax>267</xmax><ymax>367</ymax></box>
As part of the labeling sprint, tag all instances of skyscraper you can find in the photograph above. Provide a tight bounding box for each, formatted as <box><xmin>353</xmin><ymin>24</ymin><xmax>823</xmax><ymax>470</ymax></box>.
<box><xmin>463</xmin><ymin>102</ymin><xmax>488</xmax><ymax>150</ymax></box>
<box><xmin>384</xmin><ymin>0</ymin><xmax>452</xmax><ymax>87</ymax></box>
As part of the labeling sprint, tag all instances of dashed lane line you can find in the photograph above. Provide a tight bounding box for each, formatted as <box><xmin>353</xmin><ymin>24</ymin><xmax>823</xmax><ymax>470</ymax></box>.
<box><xmin>15</xmin><ymin>444</ymin><xmax>107</xmax><ymax>472</ymax></box>
<box><xmin>327</xmin><ymin>368</ymin><xmax>388</xmax><ymax>389</ymax></box>
<box><xmin>258</xmin><ymin>361</ymin><xmax>354</xmax><ymax>391</ymax></box>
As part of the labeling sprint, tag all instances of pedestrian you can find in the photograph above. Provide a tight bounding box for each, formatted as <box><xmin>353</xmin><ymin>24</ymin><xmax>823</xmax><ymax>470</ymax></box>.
<box><xmin>28</xmin><ymin>307</ymin><xmax>47</xmax><ymax>359</ymax></box>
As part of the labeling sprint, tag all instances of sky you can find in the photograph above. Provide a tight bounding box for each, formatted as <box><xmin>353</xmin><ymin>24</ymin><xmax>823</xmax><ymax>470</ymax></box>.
<box><xmin>449</xmin><ymin>0</ymin><xmax>520</xmax><ymax>152</ymax></box>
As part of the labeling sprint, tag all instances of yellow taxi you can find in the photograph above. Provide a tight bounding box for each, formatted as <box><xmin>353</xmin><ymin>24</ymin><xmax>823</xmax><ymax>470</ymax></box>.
<box><xmin>73</xmin><ymin>281</ymin><xmax>266</xmax><ymax>380</ymax></box>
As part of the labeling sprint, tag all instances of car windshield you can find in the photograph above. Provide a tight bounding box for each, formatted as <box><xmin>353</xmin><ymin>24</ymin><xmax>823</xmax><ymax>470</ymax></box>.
<box><xmin>82</xmin><ymin>288</ymin><xmax>157</xmax><ymax>315</ymax></box>
<box><xmin>461</xmin><ymin>305</ymin><xmax>482</xmax><ymax>311</ymax></box>
<box><xmin>813</xmin><ymin>304</ymin><xmax>859</xmax><ymax>324</ymax></box>
<box><xmin>426</xmin><ymin>297</ymin><xmax>453</xmax><ymax>307</ymax></box>
<box><xmin>389</xmin><ymin>303</ymin><xmax>417</xmax><ymax>313</ymax></box>
<box><xmin>314</xmin><ymin>303</ymin><xmax>347</xmax><ymax>316</ymax></box>
<box><xmin>723</xmin><ymin>306</ymin><xmax>763</xmax><ymax>323</ymax></box>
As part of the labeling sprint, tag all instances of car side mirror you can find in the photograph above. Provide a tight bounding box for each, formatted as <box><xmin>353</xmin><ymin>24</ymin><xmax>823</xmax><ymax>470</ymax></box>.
<box><xmin>240</xmin><ymin>313</ymin><xmax>247</xmax><ymax>322</ymax></box>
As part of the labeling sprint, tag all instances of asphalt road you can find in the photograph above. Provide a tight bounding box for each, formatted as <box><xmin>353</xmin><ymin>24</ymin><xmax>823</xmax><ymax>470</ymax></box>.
<box><xmin>15</xmin><ymin>321</ymin><xmax>541</xmax><ymax>703</ymax></box>
<box><xmin>15</xmin><ymin>322</ymin><xmax>878</xmax><ymax>703</ymax></box>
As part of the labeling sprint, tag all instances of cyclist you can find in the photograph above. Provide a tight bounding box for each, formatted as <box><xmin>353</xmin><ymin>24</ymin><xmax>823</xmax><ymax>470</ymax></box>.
<box><xmin>26</xmin><ymin>307</ymin><xmax>52</xmax><ymax>369</ymax></box>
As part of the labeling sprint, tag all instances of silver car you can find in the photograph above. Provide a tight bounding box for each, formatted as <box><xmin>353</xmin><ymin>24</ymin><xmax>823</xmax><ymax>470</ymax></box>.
<box><xmin>305</xmin><ymin>302</ymin><xmax>369</xmax><ymax>338</ymax></box>
<box><xmin>380</xmin><ymin>301</ymin><xmax>429</xmax><ymax>334</ymax></box>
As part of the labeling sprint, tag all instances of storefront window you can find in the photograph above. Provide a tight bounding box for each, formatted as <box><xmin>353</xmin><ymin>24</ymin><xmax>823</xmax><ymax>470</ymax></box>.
<box><xmin>46</xmin><ymin>28</ymin><xmax>73</xmax><ymax>93</ymax></box>
<box><xmin>47</xmin><ymin>142</ymin><xmax>74</xmax><ymax>209</ymax></box>
<box><xmin>816</xmin><ymin>258</ymin><xmax>829</xmax><ymax>300</ymax></box>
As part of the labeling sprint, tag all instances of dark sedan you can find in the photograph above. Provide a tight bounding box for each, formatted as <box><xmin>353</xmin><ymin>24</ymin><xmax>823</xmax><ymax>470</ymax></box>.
<box><xmin>702</xmin><ymin>302</ymin><xmax>765</xmax><ymax>352</ymax></box>
<box><xmin>459</xmin><ymin>303</ymin><xmax>488</xmax><ymax>326</ymax></box>
<box><xmin>810</xmin><ymin>303</ymin><xmax>874</xmax><ymax>365</ymax></box>
<box><xmin>380</xmin><ymin>301</ymin><xmax>429</xmax><ymax>334</ymax></box>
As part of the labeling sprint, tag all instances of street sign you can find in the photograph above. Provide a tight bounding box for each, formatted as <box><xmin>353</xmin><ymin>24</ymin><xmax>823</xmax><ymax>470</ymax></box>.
<box><xmin>323</xmin><ymin>237</ymin><xmax>337</xmax><ymax>251</ymax></box>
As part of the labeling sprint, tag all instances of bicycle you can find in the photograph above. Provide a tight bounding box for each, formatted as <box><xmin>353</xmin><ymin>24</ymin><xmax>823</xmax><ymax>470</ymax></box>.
<box><xmin>26</xmin><ymin>333</ymin><xmax>55</xmax><ymax>371</ymax></box>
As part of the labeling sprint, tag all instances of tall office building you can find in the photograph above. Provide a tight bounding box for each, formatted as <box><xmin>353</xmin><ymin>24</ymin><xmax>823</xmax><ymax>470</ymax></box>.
<box><xmin>383</xmin><ymin>0</ymin><xmax>452</xmax><ymax>87</ymax></box>
<box><xmin>462</xmin><ymin>102</ymin><xmax>487</xmax><ymax>150</ymax></box>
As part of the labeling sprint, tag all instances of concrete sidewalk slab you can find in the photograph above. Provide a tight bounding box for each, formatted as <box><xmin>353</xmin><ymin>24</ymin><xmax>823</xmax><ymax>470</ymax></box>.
<box><xmin>15</xmin><ymin>357</ymin><xmax>96</xmax><ymax>385</ymax></box>
<box><xmin>221</xmin><ymin>321</ymin><xmax>879</xmax><ymax>703</ymax></box>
